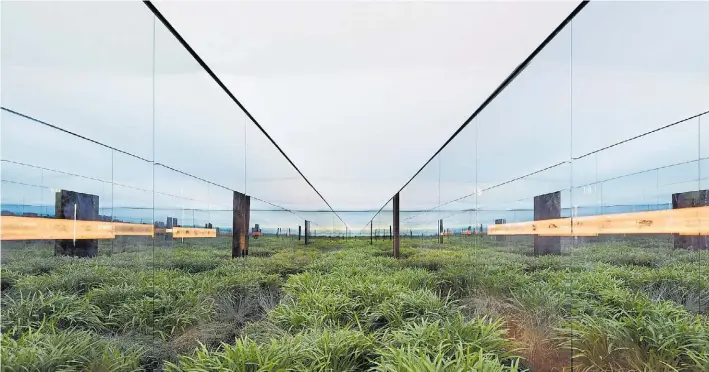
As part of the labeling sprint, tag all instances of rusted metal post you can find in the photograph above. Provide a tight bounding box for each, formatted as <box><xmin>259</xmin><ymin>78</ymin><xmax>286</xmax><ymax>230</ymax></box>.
<box><xmin>54</xmin><ymin>190</ymin><xmax>99</xmax><ymax>257</ymax></box>
<box><xmin>393</xmin><ymin>193</ymin><xmax>400</xmax><ymax>258</ymax></box>
<box><xmin>232</xmin><ymin>191</ymin><xmax>250</xmax><ymax>258</ymax></box>
<box><xmin>672</xmin><ymin>190</ymin><xmax>708</xmax><ymax>250</ymax></box>
<box><xmin>534</xmin><ymin>191</ymin><xmax>561</xmax><ymax>255</ymax></box>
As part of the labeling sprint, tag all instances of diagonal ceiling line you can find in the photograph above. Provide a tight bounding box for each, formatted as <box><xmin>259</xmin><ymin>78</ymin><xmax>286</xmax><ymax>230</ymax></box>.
<box><xmin>365</xmin><ymin>0</ymin><xmax>590</xmax><ymax>225</ymax></box>
<box><xmin>143</xmin><ymin>1</ymin><xmax>348</xmax><ymax>229</ymax></box>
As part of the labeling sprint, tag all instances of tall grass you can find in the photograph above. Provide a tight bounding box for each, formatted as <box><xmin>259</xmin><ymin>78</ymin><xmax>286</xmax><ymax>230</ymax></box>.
<box><xmin>1</xmin><ymin>325</ymin><xmax>142</xmax><ymax>372</ymax></box>
<box><xmin>2</xmin><ymin>237</ymin><xmax>707</xmax><ymax>371</ymax></box>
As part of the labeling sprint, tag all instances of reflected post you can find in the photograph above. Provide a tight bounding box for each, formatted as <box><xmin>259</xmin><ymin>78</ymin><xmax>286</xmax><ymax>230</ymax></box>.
<box><xmin>232</xmin><ymin>191</ymin><xmax>250</xmax><ymax>258</ymax></box>
<box><xmin>672</xmin><ymin>190</ymin><xmax>708</xmax><ymax>250</ymax></box>
<box><xmin>438</xmin><ymin>219</ymin><xmax>443</xmax><ymax>244</ymax></box>
<box><xmin>54</xmin><ymin>190</ymin><xmax>99</xmax><ymax>258</ymax></box>
<box><xmin>304</xmin><ymin>220</ymin><xmax>310</xmax><ymax>245</ymax></box>
<box><xmin>533</xmin><ymin>191</ymin><xmax>561</xmax><ymax>255</ymax></box>
<box><xmin>494</xmin><ymin>219</ymin><xmax>506</xmax><ymax>242</ymax></box>
<box><xmin>393</xmin><ymin>193</ymin><xmax>400</xmax><ymax>258</ymax></box>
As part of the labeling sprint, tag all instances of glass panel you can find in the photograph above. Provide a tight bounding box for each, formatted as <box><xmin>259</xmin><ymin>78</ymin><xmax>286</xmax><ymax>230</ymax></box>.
<box><xmin>571</xmin><ymin>2</ymin><xmax>709</xmax><ymax>158</ymax></box>
<box><xmin>1</xmin><ymin>2</ymin><xmax>156</xmax><ymax>370</ymax></box>
<box><xmin>400</xmin><ymin>154</ymin><xmax>440</xmax><ymax>249</ymax></box>
<box><xmin>570</xmin><ymin>2</ymin><xmax>707</xmax><ymax>370</ymax></box>
<box><xmin>1</xmin><ymin>2</ymin><xmax>155</xmax><ymax>160</ymax></box>
<box><xmin>701</xmin><ymin>113</ymin><xmax>708</xmax><ymax>315</ymax></box>
<box><xmin>153</xmin><ymin>14</ymin><xmax>246</xmax><ymax>192</ymax></box>
<box><xmin>474</xmin><ymin>23</ymin><xmax>573</xmax><ymax>371</ymax></box>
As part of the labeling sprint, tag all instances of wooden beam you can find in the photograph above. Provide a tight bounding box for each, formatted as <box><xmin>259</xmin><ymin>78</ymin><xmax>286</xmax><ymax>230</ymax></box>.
<box><xmin>172</xmin><ymin>227</ymin><xmax>217</xmax><ymax>238</ymax></box>
<box><xmin>1</xmin><ymin>216</ymin><xmax>114</xmax><ymax>240</ymax></box>
<box><xmin>113</xmin><ymin>222</ymin><xmax>154</xmax><ymax>236</ymax></box>
<box><xmin>0</xmin><ymin>216</ymin><xmax>213</xmax><ymax>240</ymax></box>
<box><xmin>488</xmin><ymin>206</ymin><xmax>709</xmax><ymax>236</ymax></box>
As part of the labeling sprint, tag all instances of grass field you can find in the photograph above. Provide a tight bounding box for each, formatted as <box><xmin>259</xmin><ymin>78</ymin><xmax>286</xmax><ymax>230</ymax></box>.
<box><xmin>1</xmin><ymin>236</ymin><xmax>707</xmax><ymax>371</ymax></box>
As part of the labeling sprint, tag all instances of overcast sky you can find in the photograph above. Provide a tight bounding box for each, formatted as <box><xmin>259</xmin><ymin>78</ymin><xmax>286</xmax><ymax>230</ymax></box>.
<box><xmin>1</xmin><ymin>1</ymin><xmax>708</xmax><ymax>231</ymax></box>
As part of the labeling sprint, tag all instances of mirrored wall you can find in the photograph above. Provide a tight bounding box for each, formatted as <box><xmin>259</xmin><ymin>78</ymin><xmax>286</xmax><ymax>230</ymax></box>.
<box><xmin>1</xmin><ymin>2</ymin><xmax>346</xmax><ymax>369</ymax></box>
<box><xmin>366</xmin><ymin>2</ymin><xmax>708</xmax><ymax>370</ymax></box>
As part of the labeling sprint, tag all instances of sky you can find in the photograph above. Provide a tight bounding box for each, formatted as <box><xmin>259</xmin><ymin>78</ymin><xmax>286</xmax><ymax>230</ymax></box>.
<box><xmin>1</xmin><ymin>1</ymin><xmax>708</xmax><ymax>231</ymax></box>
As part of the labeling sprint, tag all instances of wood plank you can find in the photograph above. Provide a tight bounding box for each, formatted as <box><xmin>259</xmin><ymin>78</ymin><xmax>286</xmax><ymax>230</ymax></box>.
<box><xmin>1</xmin><ymin>216</ymin><xmax>115</xmax><ymax>240</ymax></box>
<box><xmin>488</xmin><ymin>218</ymin><xmax>570</xmax><ymax>236</ymax></box>
<box><xmin>487</xmin><ymin>206</ymin><xmax>709</xmax><ymax>236</ymax></box>
<box><xmin>172</xmin><ymin>227</ymin><xmax>217</xmax><ymax>238</ymax></box>
<box><xmin>113</xmin><ymin>222</ymin><xmax>154</xmax><ymax>237</ymax></box>
<box><xmin>1</xmin><ymin>217</ymin><xmax>157</xmax><ymax>240</ymax></box>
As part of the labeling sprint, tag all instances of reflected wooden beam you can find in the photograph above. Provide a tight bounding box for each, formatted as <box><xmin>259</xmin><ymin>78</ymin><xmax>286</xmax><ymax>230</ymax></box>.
<box><xmin>488</xmin><ymin>206</ymin><xmax>709</xmax><ymax>236</ymax></box>
<box><xmin>1</xmin><ymin>217</ymin><xmax>156</xmax><ymax>240</ymax></box>
<box><xmin>172</xmin><ymin>227</ymin><xmax>217</xmax><ymax>238</ymax></box>
<box><xmin>113</xmin><ymin>222</ymin><xmax>154</xmax><ymax>236</ymax></box>
<box><xmin>1</xmin><ymin>216</ymin><xmax>114</xmax><ymax>240</ymax></box>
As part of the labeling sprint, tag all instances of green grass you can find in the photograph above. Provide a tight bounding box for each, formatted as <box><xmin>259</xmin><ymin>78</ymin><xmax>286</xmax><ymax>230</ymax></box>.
<box><xmin>1</xmin><ymin>235</ymin><xmax>707</xmax><ymax>371</ymax></box>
